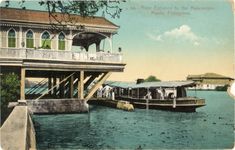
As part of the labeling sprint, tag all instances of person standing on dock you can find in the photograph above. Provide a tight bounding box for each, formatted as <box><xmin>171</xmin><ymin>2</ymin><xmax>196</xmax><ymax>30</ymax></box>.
<box><xmin>111</xmin><ymin>89</ymin><xmax>115</xmax><ymax>100</ymax></box>
<box><xmin>97</xmin><ymin>86</ymin><xmax>103</xmax><ymax>98</ymax></box>
<box><xmin>146</xmin><ymin>91</ymin><xmax>152</xmax><ymax>100</ymax></box>
<box><xmin>102</xmin><ymin>85</ymin><xmax>112</xmax><ymax>98</ymax></box>
<box><xmin>158</xmin><ymin>87</ymin><xmax>164</xmax><ymax>100</ymax></box>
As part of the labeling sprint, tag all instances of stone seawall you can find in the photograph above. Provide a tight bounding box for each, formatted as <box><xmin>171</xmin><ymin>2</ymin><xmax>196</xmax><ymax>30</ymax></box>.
<box><xmin>27</xmin><ymin>99</ymin><xmax>89</xmax><ymax>114</ymax></box>
<box><xmin>0</xmin><ymin>106</ymin><xmax>36</xmax><ymax>150</ymax></box>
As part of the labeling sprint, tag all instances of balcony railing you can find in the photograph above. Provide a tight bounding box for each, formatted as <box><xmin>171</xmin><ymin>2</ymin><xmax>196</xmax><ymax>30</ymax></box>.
<box><xmin>0</xmin><ymin>48</ymin><xmax>123</xmax><ymax>63</ymax></box>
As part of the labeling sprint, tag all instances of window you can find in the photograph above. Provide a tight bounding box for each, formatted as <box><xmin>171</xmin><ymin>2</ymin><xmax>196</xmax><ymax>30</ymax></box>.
<box><xmin>41</xmin><ymin>31</ymin><xmax>51</xmax><ymax>49</ymax></box>
<box><xmin>58</xmin><ymin>32</ymin><xmax>65</xmax><ymax>50</ymax></box>
<box><xmin>8</xmin><ymin>29</ymin><xmax>16</xmax><ymax>47</ymax></box>
<box><xmin>26</xmin><ymin>30</ymin><xmax>34</xmax><ymax>48</ymax></box>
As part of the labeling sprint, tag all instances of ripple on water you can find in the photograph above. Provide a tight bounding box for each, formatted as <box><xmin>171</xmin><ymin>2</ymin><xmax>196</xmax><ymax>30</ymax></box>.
<box><xmin>33</xmin><ymin>91</ymin><xmax>234</xmax><ymax>149</ymax></box>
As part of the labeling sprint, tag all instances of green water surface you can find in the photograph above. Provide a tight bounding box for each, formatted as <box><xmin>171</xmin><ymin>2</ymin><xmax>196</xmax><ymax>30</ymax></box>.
<box><xmin>33</xmin><ymin>91</ymin><xmax>234</xmax><ymax>149</ymax></box>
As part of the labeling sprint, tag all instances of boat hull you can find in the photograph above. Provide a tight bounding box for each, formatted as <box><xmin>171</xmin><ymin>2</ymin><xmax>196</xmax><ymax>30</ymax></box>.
<box><xmin>88</xmin><ymin>97</ymin><xmax>205</xmax><ymax>112</ymax></box>
<box><xmin>116</xmin><ymin>96</ymin><xmax>205</xmax><ymax>112</ymax></box>
<box><xmin>131</xmin><ymin>102</ymin><xmax>201</xmax><ymax>112</ymax></box>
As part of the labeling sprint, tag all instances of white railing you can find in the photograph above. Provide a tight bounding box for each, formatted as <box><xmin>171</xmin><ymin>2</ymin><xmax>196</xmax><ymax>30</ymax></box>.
<box><xmin>0</xmin><ymin>48</ymin><xmax>123</xmax><ymax>63</ymax></box>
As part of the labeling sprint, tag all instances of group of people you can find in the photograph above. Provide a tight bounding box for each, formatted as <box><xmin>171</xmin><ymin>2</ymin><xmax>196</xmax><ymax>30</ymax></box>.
<box><xmin>96</xmin><ymin>85</ymin><xmax>115</xmax><ymax>100</ymax></box>
<box><xmin>96</xmin><ymin>85</ymin><xmax>177</xmax><ymax>101</ymax></box>
<box><xmin>145</xmin><ymin>88</ymin><xmax>176</xmax><ymax>100</ymax></box>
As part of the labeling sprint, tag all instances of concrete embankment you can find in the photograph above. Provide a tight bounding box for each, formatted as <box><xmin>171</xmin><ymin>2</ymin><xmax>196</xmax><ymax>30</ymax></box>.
<box><xmin>88</xmin><ymin>99</ymin><xmax>134</xmax><ymax>111</ymax></box>
<box><xmin>0</xmin><ymin>106</ymin><xmax>36</xmax><ymax>150</ymax></box>
<box><xmin>27</xmin><ymin>99</ymin><xmax>89</xmax><ymax>114</ymax></box>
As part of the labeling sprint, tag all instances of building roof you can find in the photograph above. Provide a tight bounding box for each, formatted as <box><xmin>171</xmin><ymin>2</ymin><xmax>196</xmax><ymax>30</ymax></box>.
<box><xmin>187</xmin><ymin>73</ymin><xmax>233</xmax><ymax>79</ymax></box>
<box><xmin>105</xmin><ymin>81</ymin><xmax>195</xmax><ymax>89</ymax></box>
<box><xmin>0</xmin><ymin>7</ymin><xmax>119</xmax><ymax>29</ymax></box>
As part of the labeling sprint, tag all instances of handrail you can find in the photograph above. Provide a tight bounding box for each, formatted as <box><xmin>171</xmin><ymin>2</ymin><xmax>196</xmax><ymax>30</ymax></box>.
<box><xmin>0</xmin><ymin>48</ymin><xmax>123</xmax><ymax>63</ymax></box>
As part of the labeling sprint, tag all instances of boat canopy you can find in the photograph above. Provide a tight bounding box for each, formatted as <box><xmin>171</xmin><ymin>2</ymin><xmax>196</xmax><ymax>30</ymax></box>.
<box><xmin>104</xmin><ymin>81</ymin><xmax>136</xmax><ymax>88</ymax></box>
<box><xmin>105</xmin><ymin>81</ymin><xmax>195</xmax><ymax>89</ymax></box>
<box><xmin>132</xmin><ymin>81</ymin><xmax>195</xmax><ymax>89</ymax></box>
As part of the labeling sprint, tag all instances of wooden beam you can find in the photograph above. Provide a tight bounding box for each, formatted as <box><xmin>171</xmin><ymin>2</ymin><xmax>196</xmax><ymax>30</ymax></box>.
<box><xmin>84</xmin><ymin>75</ymin><xmax>98</xmax><ymax>90</ymax></box>
<box><xmin>70</xmin><ymin>75</ymin><xmax>74</xmax><ymax>98</ymax></box>
<box><xmin>59</xmin><ymin>76</ymin><xmax>65</xmax><ymax>98</ymax></box>
<box><xmin>84</xmin><ymin>72</ymin><xmax>111</xmax><ymax>101</ymax></box>
<box><xmin>53</xmin><ymin>77</ymin><xmax>57</xmax><ymax>97</ymax></box>
<box><xmin>20</xmin><ymin>68</ymin><xmax>25</xmax><ymax>100</ymax></box>
<box><xmin>48</xmin><ymin>76</ymin><xmax>52</xmax><ymax>96</ymax></box>
<box><xmin>78</xmin><ymin>71</ymin><xmax>84</xmax><ymax>99</ymax></box>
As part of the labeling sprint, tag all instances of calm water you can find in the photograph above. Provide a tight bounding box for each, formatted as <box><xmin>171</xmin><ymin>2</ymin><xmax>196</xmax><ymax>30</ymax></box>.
<box><xmin>33</xmin><ymin>91</ymin><xmax>234</xmax><ymax>149</ymax></box>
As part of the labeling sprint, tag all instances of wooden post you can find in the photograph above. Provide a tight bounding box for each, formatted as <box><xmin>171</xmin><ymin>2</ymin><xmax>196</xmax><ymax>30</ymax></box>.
<box><xmin>20</xmin><ymin>68</ymin><xmax>25</xmax><ymax>100</ymax></box>
<box><xmin>59</xmin><ymin>76</ymin><xmax>62</xmax><ymax>98</ymax></box>
<box><xmin>48</xmin><ymin>76</ymin><xmax>52</xmax><ymax>96</ymax></box>
<box><xmin>62</xmin><ymin>75</ymin><xmax>65</xmax><ymax>98</ymax></box>
<box><xmin>59</xmin><ymin>76</ymin><xmax>65</xmax><ymax>98</ymax></box>
<box><xmin>78</xmin><ymin>71</ymin><xmax>84</xmax><ymax>99</ymax></box>
<box><xmin>70</xmin><ymin>75</ymin><xmax>74</xmax><ymax>98</ymax></box>
<box><xmin>84</xmin><ymin>76</ymin><xmax>97</xmax><ymax>90</ymax></box>
<box><xmin>53</xmin><ymin>77</ymin><xmax>57</xmax><ymax>97</ymax></box>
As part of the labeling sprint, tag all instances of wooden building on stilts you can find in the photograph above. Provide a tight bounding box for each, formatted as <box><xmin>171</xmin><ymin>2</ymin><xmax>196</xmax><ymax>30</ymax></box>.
<box><xmin>0</xmin><ymin>8</ymin><xmax>125</xmax><ymax>113</ymax></box>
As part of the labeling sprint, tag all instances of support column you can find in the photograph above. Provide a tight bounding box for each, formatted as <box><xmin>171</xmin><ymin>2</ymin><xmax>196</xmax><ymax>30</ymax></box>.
<box><xmin>19</xmin><ymin>26</ymin><xmax>23</xmax><ymax>48</ymax></box>
<box><xmin>48</xmin><ymin>76</ymin><xmax>52</xmax><ymax>96</ymax></box>
<box><xmin>84</xmin><ymin>45</ymin><xmax>89</xmax><ymax>52</ymax></box>
<box><xmin>68</xmin><ymin>29</ymin><xmax>73</xmax><ymax>51</ymax></box>
<box><xmin>59</xmin><ymin>76</ymin><xmax>65</xmax><ymax>98</ymax></box>
<box><xmin>109</xmin><ymin>34</ymin><xmax>113</xmax><ymax>53</ymax></box>
<box><xmin>20</xmin><ymin>68</ymin><xmax>25</xmax><ymax>100</ymax></box>
<box><xmin>70</xmin><ymin>75</ymin><xmax>74</xmax><ymax>98</ymax></box>
<box><xmin>55</xmin><ymin>34</ymin><xmax>58</xmax><ymax>51</ymax></box>
<box><xmin>78</xmin><ymin>71</ymin><xmax>84</xmax><ymax>99</ymax></box>
<box><xmin>96</xmin><ymin>41</ymin><xmax>101</xmax><ymax>52</ymax></box>
<box><xmin>53</xmin><ymin>77</ymin><xmax>57</xmax><ymax>98</ymax></box>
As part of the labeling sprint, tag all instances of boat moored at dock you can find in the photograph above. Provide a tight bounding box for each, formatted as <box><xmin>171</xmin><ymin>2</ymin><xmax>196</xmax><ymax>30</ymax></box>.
<box><xmin>103</xmin><ymin>81</ymin><xmax>206</xmax><ymax>112</ymax></box>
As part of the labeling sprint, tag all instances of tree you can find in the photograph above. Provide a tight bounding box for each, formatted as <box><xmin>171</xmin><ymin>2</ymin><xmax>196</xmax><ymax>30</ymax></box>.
<box><xmin>4</xmin><ymin>0</ymin><xmax>125</xmax><ymax>27</ymax></box>
<box><xmin>1</xmin><ymin>73</ymin><xmax>20</xmax><ymax>125</ymax></box>
<box><xmin>4</xmin><ymin>0</ymin><xmax>125</xmax><ymax>17</ymax></box>
<box><xmin>144</xmin><ymin>75</ymin><xmax>161</xmax><ymax>82</ymax></box>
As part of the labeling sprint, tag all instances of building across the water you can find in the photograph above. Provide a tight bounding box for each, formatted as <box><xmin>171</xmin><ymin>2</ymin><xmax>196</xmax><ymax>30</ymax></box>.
<box><xmin>186</xmin><ymin>73</ymin><xmax>233</xmax><ymax>90</ymax></box>
<box><xmin>0</xmin><ymin>7</ymin><xmax>125</xmax><ymax>109</ymax></box>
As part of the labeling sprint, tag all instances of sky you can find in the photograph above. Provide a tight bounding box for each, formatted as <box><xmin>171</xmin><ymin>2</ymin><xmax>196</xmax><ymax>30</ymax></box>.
<box><xmin>108</xmin><ymin>0</ymin><xmax>235</xmax><ymax>81</ymax></box>
<box><xmin>2</xmin><ymin>0</ymin><xmax>234</xmax><ymax>81</ymax></box>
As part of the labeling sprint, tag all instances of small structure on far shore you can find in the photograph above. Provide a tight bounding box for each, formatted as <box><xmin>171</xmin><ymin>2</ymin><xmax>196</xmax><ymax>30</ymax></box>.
<box><xmin>187</xmin><ymin>73</ymin><xmax>234</xmax><ymax>90</ymax></box>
